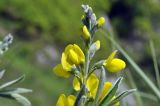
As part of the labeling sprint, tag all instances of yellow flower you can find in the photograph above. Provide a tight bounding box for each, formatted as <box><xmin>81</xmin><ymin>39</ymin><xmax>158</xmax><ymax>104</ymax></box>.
<box><xmin>97</xmin><ymin>17</ymin><xmax>105</xmax><ymax>27</ymax></box>
<box><xmin>73</xmin><ymin>75</ymin><xmax>113</xmax><ymax>101</ymax></box>
<box><xmin>56</xmin><ymin>94</ymin><xmax>76</xmax><ymax>106</ymax></box>
<box><xmin>103</xmin><ymin>50</ymin><xmax>126</xmax><ymax>73</ymax></box>
<box><xmin>82</xmin><ymin>25</ymin><xmax>90</xmax><ymax>40</ymax></box>
<box><xmin>95</xmin><ymin>40</ymin><xmax>100</xmax><ymax>50</ymax></box>
<box><xmin>99</xmin><ymin>82</ymin><xmax>112</xmax><ymax>100</ymax></box>
<box><xmin>61</xmin><ymin>44</ymin><xmax>85</xmax><ymax>71</ymax></box>
<box><xmin>73</xmin><ymin>77</ymin><xmax>81</xmax><ymax>91</ymax></box>
<box><xmin>73</xmin><ymin>74</ymin><xmax>99</xmax><ymax>99</ymax></box>
<box><xmin>53</xmin><ymin>64</ymin><xmax>70</xmax><ymax>78</ymax></box>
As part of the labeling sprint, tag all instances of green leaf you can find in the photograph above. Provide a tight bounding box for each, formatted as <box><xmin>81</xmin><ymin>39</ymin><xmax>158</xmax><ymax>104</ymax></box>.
<box><xmin>94</xmin><ymin>66</ymin><xmax>106</xmax><ymax>105</ymax></box>
<box><xmin>108</xmin><ymin>89</ymin><xmax>136</xmax><ymax>106</ymax></box>
<box><xmin>11</xmin><ymin>93</ymin><xmax>31</xmax><ymax>106</ymax></box>
<box><xmin>0</xmin><ymin>88</ymin><xmax>32</xmax><ymax>94</ymax></box>
<box><xmin>0</xmin><ymin>70</ymin><xmax>5</xmax><ymax>79</ymax></box>
<box><xmin>99</xmin><ymin>77</ymin><xmax>123</xmax><ymax>106</ymax></box>
<box><xmin>0</xmin><ymin>75</ymin><xmax>25</xmax><ymax>90</ymax></box>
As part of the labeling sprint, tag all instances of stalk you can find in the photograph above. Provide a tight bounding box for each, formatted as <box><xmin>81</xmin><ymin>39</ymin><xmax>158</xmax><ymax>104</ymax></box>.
<box><xmin>150</xmin><ymin>39</ymin><xmax>160</xmax><ymax>89</ymax></box>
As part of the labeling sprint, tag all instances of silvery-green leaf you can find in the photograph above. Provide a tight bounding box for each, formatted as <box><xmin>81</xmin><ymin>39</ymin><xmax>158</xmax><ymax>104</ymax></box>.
<box><xmin>0</xmin><ymin>75</ymin><xmax>25</xmax><ymax>90</ymax></box>
<box><xmin>95</xmin><ymin>66</ymin><xmax>106</xmax><ymax>105</ymax></box>
<box><xmin>0</xmin><ymin>88</ymin><xmax>32</xmax><ymax>94</ymax></box>
<box><xmin>99</xmin><ymin>77</ymin><xmax>123</xmax><ymax>106</ymax></box>
<box><xmin>89</xmin><ymin>42</ymin><xmax>100</xmax><ymax>60</ymax></box>
<box><xmin>0</xmin><ymin>70</ymin><xmax>5</xmax><ymax>79</ymax></box>
<box><xmin>108</xmin><ymin>89</ymin><xmax>136</xmax><ymax>106</ymax></box>
<box><xmin>81</xmin><ymin>4</ymin><xmax>89</xmax><ymax>13</ymax></box>
<box><xmin>11</xmin><ymin>93</ymin><xmax>31</xmax><ymax>106</ymax></box>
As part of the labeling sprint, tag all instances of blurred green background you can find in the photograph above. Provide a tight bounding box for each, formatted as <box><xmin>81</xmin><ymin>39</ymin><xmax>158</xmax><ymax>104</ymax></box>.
<box><xmin>0</xmin><ymin>0</ymin><xmax>160</xmax><ymax>106</ymax></box>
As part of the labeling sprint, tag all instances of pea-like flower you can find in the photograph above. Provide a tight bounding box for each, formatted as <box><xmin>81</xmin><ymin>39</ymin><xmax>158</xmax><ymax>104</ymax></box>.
<box><xmin>56</xmin><ymin>94</ymin><xmax>75</xmax><ymax>106</ymax></box>
<box><xmin>53</xmin><ymin>64</ymin><xmax>70</xmax><ymax>78</ymax></box>
<box><xmin>61</xmin><ymin>44</ymin><xmax>85</xmax><ymax>71</ymax></box>
<box><xmin>73</xmin><ymin>74</ymin><xmax>118</xmax><ymax>103</ymax></box>
<box><xmin>99</xmin><ymin>82</ymin><xmax>112</xmax><ymax>100</ymax></box>
<box><xmin>82</xmin><ymin>25</ymin><xmax>90</xmax><ymax>40</ymax></box>
<box><xmin>103</xmin><ymin>50</ymin><xmax>126</xmax><ymax>73</ymax></box>
<box><xmin>97</xmin><ymin>17</ymin><xmax>105</xmax><ymax>27</ymax></box>
<box><xmin>73</xmin><ymin>74</ymin><xmax>99</xmax><ymax>99</ymax></box>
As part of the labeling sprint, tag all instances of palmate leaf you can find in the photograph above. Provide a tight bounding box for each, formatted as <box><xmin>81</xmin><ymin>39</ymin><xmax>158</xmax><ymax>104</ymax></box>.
<box><xmin>0</xmin><ymin>75</ymin><xmax>25</xmax><ymax>90</ymax></box>
<box><xmin>108</xmin><ymin>89</ymin><xmax>136</xmax><ymax>106</ymax></box>
<box><xmin>99</xmin><ymin>77</ymin><xmax>123</xmax><ymax>106</ymax></box>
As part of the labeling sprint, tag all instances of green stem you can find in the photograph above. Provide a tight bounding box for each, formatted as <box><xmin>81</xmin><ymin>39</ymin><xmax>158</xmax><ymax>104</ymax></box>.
<box><xmin>150</xmin><ymin>39</ymin><xmax>160</xmax><ymax>89</ymax></box>
<box><xmin>100</xmin><ymin>30</ymin><xmax>160</xmax><ymax>100</ymax></box>
<box><xmin>83</xmin><ymin>46</ymin><xmax>90</xmax><ymax>105</ymax></box>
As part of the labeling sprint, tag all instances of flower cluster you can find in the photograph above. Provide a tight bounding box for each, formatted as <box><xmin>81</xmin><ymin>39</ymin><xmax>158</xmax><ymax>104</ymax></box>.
<box><xmin>53</xmin><ymin>4</ymin><xmax>134</xmax><ymax>106</ymax></box>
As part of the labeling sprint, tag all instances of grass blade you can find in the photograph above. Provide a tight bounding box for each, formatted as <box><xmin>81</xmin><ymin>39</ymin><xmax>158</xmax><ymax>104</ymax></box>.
<box><xmin>150</xmin><ymin>40</ymin><xmax>160</xmax><ymax>89</ymax></box>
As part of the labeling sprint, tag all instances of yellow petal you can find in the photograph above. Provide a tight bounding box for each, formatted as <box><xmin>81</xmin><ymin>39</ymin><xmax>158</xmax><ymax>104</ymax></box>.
<box><xmin>73</xmin><ymin>44</ymin><xmax>85</xmax><ymax>63</ymax></box>
<box><xmin>61</xmin><ymin>52</ymin><xmax>73</xmax><ymax>71</ymax></box>
<box><xmin>87</xmin><ymin>74</ymin><xmax>99</xmax><ymax>99</ymax></box>
<box><xmin>106</xmin><ymin>58</ymin><xmax>126</xmax><ymax>73</ymax></box>
<box><xmin>64</xmin><ymin>44</ymin><xmax>74</xmax><ymax>53</ymax></box>
<box><xmin>97</xmin><ymin>17</ymin><xmax>105</xmax><ymax>27</ymax></box>
<box><xmin>82</xmin><ymin>25</ymin><xmax>90</xmax><ymax>40</ymax></box>
<box><xmin>104</xmin><ymin>50</ymin><xmax>117</xmax><ymax>65</ymax></box>
<box><xmin>67</xmin><ymin>95</ymin><xmax>76</xmax><ymax>106</ymax></box>
<box><xmin>95</xmin><ymin>40</ymin><xmax>100</xmax><ymax>50</ymax></box>
<box><xmin>53</xmin><ymin>64</ymin><xmax>70</xmax><ymax>78</ymax></box>
<box><xmin>73</xmin><ymin>77</ymin><xmax>80</xmax><ymax>91</ymax></box>
<box><xmin>56</xmin><ymin>94</ymin><xmax>67</xmax><ymax>106</ymax></box>
<box><xmin>99</xmin><ymin>82</ymin><xmax>112</xmax><ymax>100</ymax></box>
<box><xmin>68</xmin><ymin>49</ymin><xmax>79</xmax><ymax>64</ymax></box>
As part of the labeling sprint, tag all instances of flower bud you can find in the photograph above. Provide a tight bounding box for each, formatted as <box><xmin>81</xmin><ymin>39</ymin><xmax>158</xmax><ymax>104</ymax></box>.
<box><xmin>97</xmin><ymin>17</ymin><xmax>105</xmax><ymax>27</ymax></box>
<box><xmin>82</xmin><ymin>25</ymin><xmax>90</xmax><ymax>40</ymax></box>
<box><xmin>95</xmin><ymin>40</ymin><xmax>100</xmax><ymax>50</ymax></box>
<box><xmin>103</xmin><ymin>50</ymin><xmax>126</xmax><ymax>73</ymax></box>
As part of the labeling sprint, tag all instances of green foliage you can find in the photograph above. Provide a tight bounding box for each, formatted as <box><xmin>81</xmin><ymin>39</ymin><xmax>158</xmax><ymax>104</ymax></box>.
<box><xmin>0</xmin><ymin>0</ymin><xmax>159</xmax><ymax>105</ymax></box>
<box><xmin>0</xmin><ymin>35</ymin><xmax>32</xmax><ymax>106</ymax></box>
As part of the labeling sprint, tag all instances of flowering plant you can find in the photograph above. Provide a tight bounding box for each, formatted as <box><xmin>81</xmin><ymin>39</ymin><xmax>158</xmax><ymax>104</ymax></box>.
<box><xmin>0</xmin><ymin>34</ymin><xmax>32</xmax><ymax>106</ymax></box>
<box><xmin>53</xmin><ymin>5</ymin><xmax>136</xmax><ymax>106</ymax></box>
